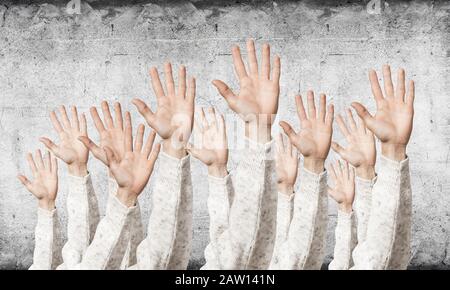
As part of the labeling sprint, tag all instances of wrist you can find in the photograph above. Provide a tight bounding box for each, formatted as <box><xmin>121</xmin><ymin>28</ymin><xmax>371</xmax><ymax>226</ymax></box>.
<box><xmin>67</xmin><ymin>163</ymin><xmax>88</xmax><ymax>177</ymax></box>
<box><xmin>116</xmin><ymin>188</ymin><xmax>137</xmax><ymax>208</ymax></box>
<box><xmin>303</xmin><ymin>158</ymin><xmax>325</xmax><ymax>174</ymax></box>
<box><xmin>207</xmin><ymin>164</ymin><xmax>228</xmax><ymax>178</ymax></box>
<box><xmin>338</xmin><ymin>203</ymin><xmax>353</xmax><ymax>214</ymax></box>
<box><xmin>245</xmin><ymin>117</ymin><xmax>272</xmax><ymax>144</ymax></box>
<box><xmin>355</xmin><ymin>165</ymin><xmax>376</xmax><ymax>180</ymax></box>
<box><xmin>381</xmin><ymin>143</ymin><xmax>406</xmax><ymax>161</ymax></box>
<box><xmin>277</xmin><ymin>183</ymin><xmax>294</xmax><ymax>196</ymax></box>
<box><xmin>162</xmin><ymin>139</ymin><xmax>187</xmax><ymax>159</ymax></box>
<box><xmin>38</xmin><ymin>199</ymin><xmax>55</xmax><ymax>211</ymax></box>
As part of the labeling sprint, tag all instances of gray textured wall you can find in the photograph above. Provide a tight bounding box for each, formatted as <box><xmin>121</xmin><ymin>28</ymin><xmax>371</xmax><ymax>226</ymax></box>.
<box><xmin>0</xmin><ymin>0</ymin><xmax>449</xmax><ymax>269</ymax></box>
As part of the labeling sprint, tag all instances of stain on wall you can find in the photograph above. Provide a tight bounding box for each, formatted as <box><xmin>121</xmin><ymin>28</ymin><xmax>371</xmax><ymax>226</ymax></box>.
<box><xmin>0</xmin><ymin>0</ymin><xmax>449</xmax><ymax>269</ymax></box>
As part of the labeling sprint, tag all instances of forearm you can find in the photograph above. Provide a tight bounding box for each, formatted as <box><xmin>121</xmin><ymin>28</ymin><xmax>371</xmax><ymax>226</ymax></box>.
<box><xmin>276</xmin><ymin>165</ymin><xmax>328</xmax><ymax>270</ymax></box>
<box><xmin>351</xmin><ymin>155</ymin><xmax>411</xmax><ymax>270</ymax></box>
<box><xmin>29</xmin><ymin>207</ymin><xmax>63</xmax><ymax>270</ymax></box>
<box><xmin>354</xmin><ymin>176</ymin><xmax>376</xmax><ymax>243</ymax></box>
<box><xmin>135</xmin><ymin>152</ymin><xmax>192</xmax><ymax>270</ymax></box>
<box><xmin>269</xmin><ymin>192</ymin><xmax>294</xmax><ymax>269</ymax></box>
<box><xmin>328</xmin><ymin>210</ymin><xmax>357</xmax><ymax>270</ymax></box>
<box><xmin>61</xmin><ymin>173</ymin><xmax>100</xmax><ymax>269</ymax></box>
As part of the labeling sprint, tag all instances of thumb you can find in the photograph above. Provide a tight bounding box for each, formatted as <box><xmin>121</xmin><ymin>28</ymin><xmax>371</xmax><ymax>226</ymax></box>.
<box><xmin>212</xmin><ymin>80</ymin><xmax>237</xmax><ymax>104</ymax></box>
<box><xmin>279</xmin><ymin>121</ymin><xmax>297</xmax><ymax>140</ymax></box>
<box><xmin>39</xmin><ymin>137</ymin><xmax>59</xmax><ymax>156</ymax></box>
<box><xmin>351</xmin><ymin>102</ymin><xmax>377</xmax><ymax>133</ymax></box>
<box><xmin>186</xmin><ymin>143</ymin><xmax>202</xmax><ymax>159</ymax></box>
<box><xmin>103</xmin><ymin>146</ymin><xmax>117</xmax><ymax>166</ymax></box>
<box><xmin>17</xmin><ymin>174</ymin><xmax>32</xmax><ymax>191</ymax></box>
<box><xmin>331</xmin><ymin>142</ymin><xmax>347</xmax><ymax>158</ymax></box>
<box><xmin>78</xmin><ymin>136</ymin><xmax>107</xmax><ymax>165</ymax></box>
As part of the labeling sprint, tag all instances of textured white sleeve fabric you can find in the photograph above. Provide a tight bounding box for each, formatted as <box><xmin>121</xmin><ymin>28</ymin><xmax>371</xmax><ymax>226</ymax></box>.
<box><xmin>58</xmin><ymin>174</ymin><xmax>100</xmax><ymax>269</ymax></box>
<box><xmin>133</xmin><ymin>152</ymin><xmax>193</xmax><ymax>270</ymax></box>
<box><xmin>269</xmin><ymin>192</ymin><xmax>294</xmax><ymax>269</ymax></box>
<box><xmin>328</xmin><ymin>210</ymin><xmax>357</xmax><ymax>270</ymax></box>
<box><xmin>351</xmin><ymin>156</ymin><xmax>412</xmax><ymax>270</ymax></box>
<box><xmin>29</xmin><ymin>208</ymin><xmax>63</xmax><ymax>270</ymax></box>
<box><xmin>354</xmin><ymin>176</ymin><xmax>377</xmax><ymax>244</ymax></box>
<box><xmin>270</xmin><ymin>166</ymin><xmax>328</xmax><ymax>270</ymax></box>
<box><xmin>107</xmin><ymin>178</ymin><xmax>144</xmax><ymax>269</ymax></box>
<box><xmin>201</xmin><ymin>174</ymin><xmax>234</xmax><ymax>270</ymax></box>
<box><xmin>202</xmin><ymin>138</ymin><xmax>277</xmax><ymax>270</ymax></box>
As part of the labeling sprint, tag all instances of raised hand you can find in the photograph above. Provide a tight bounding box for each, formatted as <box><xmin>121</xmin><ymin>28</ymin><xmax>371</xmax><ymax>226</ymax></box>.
<box><xmin>280</xmin><ymin>92</ymin><xmax>334</xmax><ymax>173</ymax></box>
<box><xmin>275</xmin><ymin>133</ymin><xmax>298</xmax><ymax>196</ymax></box>
<box><xmin>18</xmin><ymin>150</ymin><xmax>58</xmax><ymax>210</ymax></box>
<box><xmin>132</xmin><ymin>63</ymin><xmax>195</xmax><ymax>159</ymax></box>
<box><xmin>103</xmin><ymin>116</ymin><xmax>161</xmax><ymax>207</ymax></box>
<box><xmin>40</xmin><ymin>106</ymin><xmax>88</xmax><ymax>177</ymax></box>
<box><xmin>78</xmin><ymin>101</ymin><xmax>127</xmax><ymax>166</ymax></box>
<box><xmin>328</xmin><ymin>160</ymin><xmax>355</xmax><ymax>213</ymax></box>
<box><xmin>351</xmin><ymin>65</ymin><xmax>414</xmax><ymax>161</ymax></box>
<box><xmin>212</xmin><ymin>39</ymin><xmax>280</xmax><ymax>143</ymax></box>
<box><xmin>187</xmin><ymin>107</ymin><xmax>228</xmax><ymax>178</ymax></box>
<box><xmin>332</xmin><ymin>108</ymin><xmax>376</xmax><ymax>179</ymax></box>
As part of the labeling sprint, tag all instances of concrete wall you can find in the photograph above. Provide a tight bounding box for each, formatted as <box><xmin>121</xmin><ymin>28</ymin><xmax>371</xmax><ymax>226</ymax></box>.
<box><xmin>0</xmin><ymin>0</ymin><xmax>449</xmax><ymax>269</ymax></box>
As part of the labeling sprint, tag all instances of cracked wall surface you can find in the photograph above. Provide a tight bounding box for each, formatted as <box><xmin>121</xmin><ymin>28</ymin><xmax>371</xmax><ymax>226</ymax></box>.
<box><xmin>0</xmin><ymin>0</ymin><xmax>449</xmax><ymax>269</ymax></box>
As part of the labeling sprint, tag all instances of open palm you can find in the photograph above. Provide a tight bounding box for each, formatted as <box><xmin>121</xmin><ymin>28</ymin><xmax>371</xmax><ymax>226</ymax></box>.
<box><xmin>212</xmin><ymin>39</ymin><xmax>280</xmax><ymax>126</ymax></box>
<box><xmin>352</xmin><ymin>65</ymin><xmax>414</xmax><ymax>149</ymax></box>
<box><xmin>275</xmin><ymin>133</ymin><xmax>298</xmax><ymax>190</ymax></box>
<box><xmin>280</xmin><ymin>92</ymin><xmax>334</xmax><ymax>160</ymax></box>
<box><xmin>328</xmin><ymin>160</ymin><xmax>355</xmax><ymax>213</ymax></box>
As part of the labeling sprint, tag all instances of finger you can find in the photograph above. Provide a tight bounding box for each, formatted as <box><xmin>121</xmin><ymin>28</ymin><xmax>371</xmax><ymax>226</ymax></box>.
<box><xmin>148</xmin><ymin>142</ymin><xmax>161</xmax><ymax>167</ymax></box>
<box><xmin>396</xmin><ymin>68</ymin><xmax>406</xmax><ymax>102</ymax></box>
<box><xmin>208</xmin><ymin>107</ymin><xmax>217</xmax><ymax>129</ymax></box>
<box><xmin>351</xmin><ymin>102</ymin><xmax>377</xmax><ymax>133</ymax></box>
<box><xmin>143</xmin><ymin>131</ymin><xmax>157</xmax><ymax>158</ymax></box>
<box><xmin>231</xmin><ymin>45</ymin><xmax>247</xmax><ymax>79</ymax></box>
<box><xmin>369</xmin><ymin>69</ymin><xmax>384</xmax><ymax>106</ymax></box>
<box><xmin>164</xmin><ymin>62</ymin><xmax>176</xmax><ymax>96</ymax></box>
<box><xmin>318</xmin><ymin>93</ymin><xmax>326</xmax><ymax>122</ymax></box>
<box><xmin>39</xmin><ymin>137</ymin><xmax>59</xmax><ymax>156</ymax></box>
<box><xmin>178</xmin><ymin>65</ymin><xmax>187</xmax><ymax>98</ymax></box>
<box><xmin>101</xmin><ymin>101</ymin><xmax>114</xmax><ymax>129</ymax></box>
<box><xmin>71</xmin><ymin>106</ymin><xmax>80</xmax><ymax>131</ymax></box>
<box><xmin>382</xmin><ymin>64</ymin><xmax>395</xmax><ymax>99</ymax></box>
<box><xmin>279</xmin><ymin>121</ymin><xmax>297</xmax><ymax>140</ymax></box>
<box><xmin>124</xmin><ymin>111</ymin><xmax>133</xmax><ymax>152</ymax></box>
<box><xmin>327</xmin><ymin>186</ymin><xmax>339</xmax><ymax>201</ymax></box>
<box><xmin>346</xmin><ymin>108</ymin><xmax>357</xmax><ymax>132</ymax></box>
<box><xmin>275</xmin><ymin>133</ymin><xmax>284</xmax><ymax>154</ymax></box>
<box><xmin>271</xmin><ymin>55</ymin><xmax>281</xmax><ymax>83</ymax></box>
<box><xmin>187</xmin><ymin>77</ymin><xmax>196</xmax><ymax>103</ymax></box>
<box><xmin>406</xmin><ymin>80</ymin><xmax>415</xmax><ymax>107</ymax></box>
<box><xmin>335</xmin><ymin>160</ymin><xmax>343</xmax><ymax>178</ymax></box>
<box><xmin>200</xmin><ymin>107</ymin><xmax>209</xmax><ymax>129</ymax></box>
<box><xmin>50</xmin><ymin>111</ymin><xmax>64</xmax><ymax>136</ymax></box>
<box><xmin>343</xmin><ymin>160</ymin><xmax>349</xmax><ymax>179</ymax></box>
<box><xmin>134</xmin><ymin>124</ymin><xmax>145</xmax><ymax>152</ymax></box>
<box><xmin>286</xmin><ymin>135</ymin><xmax>293</xmax><ymax>156</ymax></box>
<box><xmin>90</xmin><ymin>106</ymin><xmax>106</xmax><ymax>134</ymax></box>
<box><xmin>114</xmin><ymin>102</ymin><xmax>124</xmax><ymax>130</ymax></box>
<box><xmin>17</xmin><ymin>175</ymin><xmax>32</xmax><ymax>189</ymax></box>
<box><xmin>45</xmin><ymin>150</ymin><xmax>51</xmax><ymax>171</ymax></box>
<box><xmin>261</xmin><ymin>43</ymin><xmax>270</xmax><ymax>80</ymax></box>
<box><xmin>80</xmin><ymin>113</ymin><xmax>87</xmax><ymax>135</ymax></box>
<box><xmin>26</xmin><ymin>153</ymin><xmax>37</xmax><ymax>176</ymax></box>
<box><xmin>149</xmin><ymin>67</ymin><xmax>165</xmax><ymax>98</ymax></box>
<box><xmin>350</xmin><ymin>166</ymin><xmax>355</xmax><ymax>183</ymax></box>
<box><xmin>212</xmin><ymin>80</ymin><xmax>238</xmax><ymax>104</ymax></box>
<box><xmin>51</xmin><ymin>155</ymin><xmax>58</xmax><ymax>175</ymax></box>
<box><xmin>246</xmin><ymin>39</ymin><xmax>258</xmax><ymax>77</ymax></box>
<box><xmin>331</xmin><ymin>142</ymin><xmax>346</xmax><ymax>158</ymax></box>
<box><xmin>328</xmin><ymin>163</ymin><xmax>337</xmax><ymax>182</ymax></box>
<box><xmin>217</xmin><ymin>113</ymin><xmax>226</xmax><ymax>137</ymax></box>
<box><xmin>306</xmin><ymin>90</ymin><xmax>316</xmax><ymax>119</ymax></box>
<box><xmin>59</xmin><ymin>105</ymin><xmax>72</xmax><ymax>129</ymax></box>
<box><xmin>325</xmin><ymin>104</ymin><xmax>334</xmax><ymax>127</ymax></box>
<box><xmin>35</xmin><ymin>149</ymin><xmax>44</xmax><ymax>169</ymax></box>
<box><xmin>336</xmin><ymin>115</ymin><xmax>350</xmax><ymax>139</ymax></box>
<box><xmin>132</xmin><ymin>98</ymin><xmax>156</xmax><ymax>128</ymax></box>
<box><xmin>295</xmin><ymin>95</ymin><xmax>307</xmax><ymax>121</ymax></box>
<box><xmin>78</xmin><ymin>136</ymin><xmax>106</xmax><ymax>164</ymax></box>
